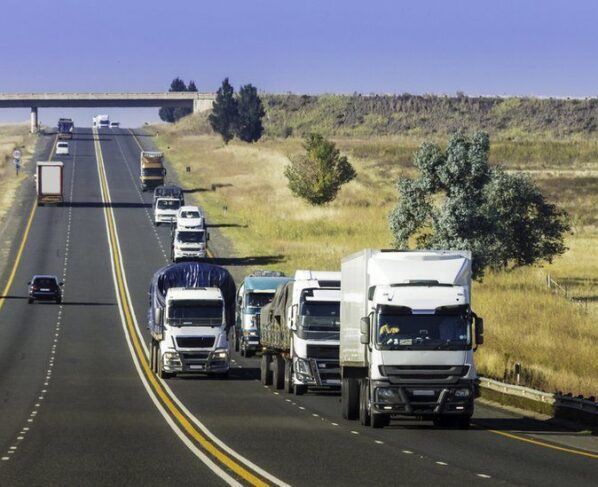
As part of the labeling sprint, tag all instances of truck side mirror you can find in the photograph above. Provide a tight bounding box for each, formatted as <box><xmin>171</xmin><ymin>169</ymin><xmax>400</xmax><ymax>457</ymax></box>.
<box><xmin>290</xmin><ymin>304</ymin><xmax>298</xmax><ymax>331</ymax></box>
<box><xmin>155</xmin><ymin>308</ymin><xmax>163</xmax><ymax>326</ymax></box>
<box><xmin>475</xmin><ymin>316</ymin><xmax>484</xmax><ymax>347</ymax></box>
<box><xmin>360</xmin><ymin>317</ymin><xmax>370</xmax><ymax>345</ymax></box>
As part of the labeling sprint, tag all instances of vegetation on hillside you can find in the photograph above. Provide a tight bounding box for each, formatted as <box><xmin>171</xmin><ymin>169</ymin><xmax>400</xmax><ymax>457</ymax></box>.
<box><xmin>159</xmin><ymin>77</ymin><xmax>197</xmax><ymax>123</ymax></box>
<box><xmin>262</xmin><ymin>94</ymin><xmax>598</xmax><ymax>138</ymax></box>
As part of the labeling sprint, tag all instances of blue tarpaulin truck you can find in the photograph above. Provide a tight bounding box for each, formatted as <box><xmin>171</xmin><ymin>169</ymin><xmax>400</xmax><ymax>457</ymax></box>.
<box><xmin>57</xmin><ymin>118</ymin><xmax>74</xmax><ymax>139</ymax></box>
<box><xmin>148</xmin><ymin>262</ymin><xmax>236</xmax><ymax>379</ymax></box>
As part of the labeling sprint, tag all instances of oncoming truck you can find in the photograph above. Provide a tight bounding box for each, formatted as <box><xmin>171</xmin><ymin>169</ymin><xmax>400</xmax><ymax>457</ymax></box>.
<box><xmin>340</xmin><ymin>249</ymin><xmax>484</xmax><ymax>429</ymax></box>
<box><xmin>233</xmin><ymin>271</ymin><xmax>290</xmax><ymax>357</ymax></box>
<box><xmin>259</xmin><ymin>270</ymin><xmax>342</xmax><ymax>395</ymax></box>
<box><xmin>148</xmin><ymin>262</ymin><xmax>236</xmax><ymax>379</ymax></box>
<box><xmin>140</xmin><ymin>151</ymin><xmax>166</xmax><ymax>191</ymax></box>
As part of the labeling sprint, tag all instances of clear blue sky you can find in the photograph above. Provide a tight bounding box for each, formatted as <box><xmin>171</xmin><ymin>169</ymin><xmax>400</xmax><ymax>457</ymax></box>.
<box><xmin>1</xmin><ymin>0</ymin><xmax>596</xmax><ymax>127</ymax></box>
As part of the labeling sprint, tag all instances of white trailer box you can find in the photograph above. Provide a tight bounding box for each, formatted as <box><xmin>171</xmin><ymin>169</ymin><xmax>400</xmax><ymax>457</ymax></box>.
<box><xmin>36</xmin><ymin>161</ymin><xmax>64</xmax><ymax>205</ymax></box>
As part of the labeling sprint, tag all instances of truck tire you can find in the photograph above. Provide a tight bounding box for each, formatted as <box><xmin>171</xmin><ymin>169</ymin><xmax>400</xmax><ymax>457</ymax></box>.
<box><xmin>272</xmin><ymin>355</ymin><xmax>285</xmax><ymax>390</ymax></box>
<box><xmin>293</xmin><ymin>383</ymin><xmax>307</xmax><ymax>396</ymax></box>
<box><xmin>158</xmin><ymin>359</ymin><xmax>173</xmax><ymax>379</ymax></box>
<box><xmin>359</xmin><ymin>380</ymin><xmax>371</xmax><ymax>426</ymax></box>
<box><xmin>233</xmin><ymin>329</ymin><xmax>239</xmax><ymax>352</ymax></box>
<box><xmin>260</xmin><ymin>353</ymin><xmax>273</xmax><ymax>385</ymax></box>
<box><xmin>342</xmin><ymin>377</ymin><xmax>360</xmax><ymax>420</ymax></box>
<box><xmin>284</xmin><ymin>359</ymin><xmax>293</xmax><ymax>393</ymax></box>
<box><xmin>28</xmin><ymin>297</ymin><xmax>33</xmax><ymax>304</ymax></box>
<box><xmin>245</xmin><ymin>349</ymin><xmax>254</xmax><ymax>358</ymax></box>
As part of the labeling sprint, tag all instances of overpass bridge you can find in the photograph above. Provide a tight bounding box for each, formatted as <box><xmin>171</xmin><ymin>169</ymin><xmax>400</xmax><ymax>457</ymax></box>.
<box><xmin>0</xmin><ymin>92</ymin><xmax>216</xmax><ymax>132</ymax></box>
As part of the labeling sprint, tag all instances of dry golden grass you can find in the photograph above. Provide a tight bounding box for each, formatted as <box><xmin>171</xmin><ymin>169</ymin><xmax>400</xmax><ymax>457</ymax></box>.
<box><xmin>152</xmin><ymin>119</ymin><xmax>598</xmax><ymax>397</ymax></box>
<box><xmin>0</xmin><ymin>124</ymin><xmax>35</xmax><ymax>224</ymax></box>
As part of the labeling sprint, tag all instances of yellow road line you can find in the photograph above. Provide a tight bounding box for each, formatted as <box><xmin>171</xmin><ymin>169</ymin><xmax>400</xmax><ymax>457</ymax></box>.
<box><xmin>486</xmin><ymin>428</ymin><xmax>598</xmax><ymax>460</ymax></box>
<box><xmin>128</xmin><ymin>128</ymin><xmax>215</xmax><ymax>258</ymax></box>
<box><xmin>0</xmin><ymin>135</ymin><xmax>58</xmax><ymax>312</ymax></box>
<box><xmin>94</xmin><ymin>131</ymin><xmax>269</xmax><ymax>486</ymax></box>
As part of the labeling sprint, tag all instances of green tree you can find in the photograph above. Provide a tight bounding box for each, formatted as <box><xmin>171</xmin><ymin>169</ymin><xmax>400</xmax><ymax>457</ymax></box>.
<box><xmin>209</xmin><ymin>78</ymin><xmax>238</xmax><ymax>144</ymax></box>
<box><xmin>236</xmin><ymin>84</ymin><xmax>265</xmax><ymax>142</ymax></box>
<box><xmin>388</xmin><ymin>131</ymin><xmax>570</xmax><ymax>279</ymax></box>
<box><xmin>285</xmin><ymin>133</ymin><xmax>357</xmax><ymax>205</ymax></box>
<box><xmin>159</xmin><ymin>77</ymin><xmax>190</xmax><ymax>123</ymax></box>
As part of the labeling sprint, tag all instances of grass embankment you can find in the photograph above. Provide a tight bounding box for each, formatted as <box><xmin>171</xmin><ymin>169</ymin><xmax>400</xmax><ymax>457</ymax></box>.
<box><xmin>0</xmin><ymin>124</ymin><xmax>35</xmax><ymax>225</ymax></box>
<box><xmin>152</xmin><ymin>117</ymin><xmax>598</xmax><ymax>397</ymax></box>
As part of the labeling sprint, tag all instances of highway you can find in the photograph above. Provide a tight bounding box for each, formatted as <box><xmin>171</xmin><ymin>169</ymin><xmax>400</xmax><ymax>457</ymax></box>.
<box><xmin>0</xmin><ymin>127</ymin><xmax>596</xmax><ymax>486</ymax></box>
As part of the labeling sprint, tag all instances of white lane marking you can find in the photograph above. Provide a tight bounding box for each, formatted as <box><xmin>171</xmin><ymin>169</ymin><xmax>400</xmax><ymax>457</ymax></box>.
<box><xmin>436</xmin><ymin>461</ymin><xmax>448</xmax><ymax>466</ymax></box>
<box><xmin>402</xmin><ymin>450</ymin><xmax>413</xmax><ymax>454</ymax></box>
<box><xmin>331</xmin><ymin>423</ymin><xmax>339</xmax><ymax>426</ymax></box>
<box><xmin>1</xmin><ymin>457</ymin><xmax>10</xmax><ymax>461</ymax></box>
<box><xmin>350</xmin><ymin>431</ymin><xmax>359</xmax><ymax>435</ymax></box>
<box><xmin>299</xmin><ymin>406</ymin><xmax>305</xmax><ymax>410</ymax></box>
<box><xmin>477</xmin><ymin>474</ymin><xmax>492</xmax><ymax>479</ymax></box>
<box><xmin>374</xmin><ymin>440</ymin><xmax>384</xmax><ymax>445</ymax></box>
<box><xmin>312</xmin><ymin>414</ymin><xmax>319</xmax><ymax>417</ymax></box>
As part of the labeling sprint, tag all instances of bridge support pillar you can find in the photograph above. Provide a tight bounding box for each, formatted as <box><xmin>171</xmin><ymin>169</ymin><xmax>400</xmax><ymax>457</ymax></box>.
<box><xmin>193</xmin><ymin>98</ymin><xmax>214</xmax><ymax>113</ymax></box>
<box><xmin>30</xmin><ymin>107</ymin><xmax>38</xmax><ymax>133</ymax></box>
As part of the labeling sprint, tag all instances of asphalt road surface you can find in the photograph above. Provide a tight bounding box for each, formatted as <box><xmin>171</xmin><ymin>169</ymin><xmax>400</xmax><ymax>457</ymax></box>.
<box><xmin>0</xmin><ymin>128</ymin><xmax>595</xmax><ymax>486</ymax></box>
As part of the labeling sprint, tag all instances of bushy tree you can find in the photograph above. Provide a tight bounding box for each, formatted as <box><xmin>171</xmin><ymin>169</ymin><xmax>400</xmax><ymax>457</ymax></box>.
<box><xmin>209</xmin><ymin>78</ymin><xmax>238</xmax><ymax>144</ymax></box>
<box><xmin>160</xmin><ymin>77</ymin><xmax>193</xmax><ymax>123</ymax></box>
<box><xmin>389</xmin><ymin>131</ymin><xmax>570</xmax><ymax>279</ymax></box>
<box><xmin>285</xmin><ymin>133</ymin><xmax>356</xmax><ymax>205</ymax></box>
<box><xmin>236</xmin><ymin>84</ymin><xmax>265</xmax><ymax>142</ymax></box>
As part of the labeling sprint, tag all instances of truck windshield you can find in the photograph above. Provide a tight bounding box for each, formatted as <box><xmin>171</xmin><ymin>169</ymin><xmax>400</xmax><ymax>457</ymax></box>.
<box><xmin>377</xmin><ymin>311</ymin><xmax>470</xmax><ymax>350</ymax></box>
<box><xmin>177</xmin><ymin>231</ymin><xmax>204</xmax><ymax>243</ymax></box>
<box><xmin>299</xmin><ymin>301</ymin><xmax>340</xmax><ymax>331</ymax></box>
<box><xmin>157</xmin><ymin>199</ymin><xmax>180</xmax><ymax>210</ymax></box>
<box><xmin>144</xmin><ymin>168</ymin><xmax>165</xmax><ymax>177</ymax></box>
<box><xmin>246</xmin><ymin>292</ymin><xmax>274</xmax><ymax>311</ymax></box>
<box><xmin>167</xmin><ymin>299</ymin><xmax>223</xmax><ymax>326</ymax></box>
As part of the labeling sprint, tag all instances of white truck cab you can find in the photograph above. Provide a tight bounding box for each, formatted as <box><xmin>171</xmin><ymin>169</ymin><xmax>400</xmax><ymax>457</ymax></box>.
<box><xmin>154</xmin><ymin>197</ymin><xmax>181</xmax><ymax>226</ymax></box>
<box><xmin>159</xmin><ymin>287</ymin><xmax>230</xmax><ymax>377</ymax></box>
<box><xmin>172</xmin><ymin>228</ymin><xmax>208</xmax><ymax>261</ymax></box>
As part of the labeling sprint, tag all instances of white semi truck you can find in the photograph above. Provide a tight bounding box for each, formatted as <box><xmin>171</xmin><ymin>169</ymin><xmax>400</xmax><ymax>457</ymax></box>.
<box><xmin>148</xmin><ymin>262</ymin><xmax>236</xmax><ymax>379</ymax></box>
<box><xmin>340</xmin><ymin>249</ymin><xmax>484</xmax><ymax>428</ymax></box>
<box><xmin>92</xmin><ymin>114</ymin><xmax>110</xmax><ymax>128</ymax></box>
<box><xmin>259</xmin><ymin>270</ymin><xmax>342</xmax><ymax>395</ymax></box>
<box><xmin>36</xmin><ymin>161</ymin><xmax>64</xmax><ymax>206</ymax></box>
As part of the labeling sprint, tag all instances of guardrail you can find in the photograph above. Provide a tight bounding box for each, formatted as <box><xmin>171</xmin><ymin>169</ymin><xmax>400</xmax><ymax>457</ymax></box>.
<box><xmin>479</xmin><ymin>377</ymin><xmax>597</xmax><ymax>428</ymax></box>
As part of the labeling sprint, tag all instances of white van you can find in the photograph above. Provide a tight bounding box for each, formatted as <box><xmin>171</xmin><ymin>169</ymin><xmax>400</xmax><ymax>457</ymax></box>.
<box><xmin>154</xmin><ymin>197</ymin><xmax>181</xmax><ymax>226</ymax></box>
<box><xmin>176</xmin><ymin>206</ymin><xmax>204</xmax><ymax>230</ymax></box>
<box><xmin>172</xmin><ymin>228</ymin><xmax>208</xmax><ymax>261</ymax></box>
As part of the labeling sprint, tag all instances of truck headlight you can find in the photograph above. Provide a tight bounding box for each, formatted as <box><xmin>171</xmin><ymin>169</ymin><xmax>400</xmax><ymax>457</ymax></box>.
<box><xmin>376</xmin><ymin>387</ymin><xmax>400</xmax><ymax>404</ymax></box>
<box><xmin>212</xmin><ymin>350</ymin><xmax>228</xmax><ymax>360</ymax></box>
<box><xmin>294</xmin><ymin>357</ymin><xmax>312</xmax><ymax>378</ymax></box>
<box><xmin>163</xmin><ymin>351</ymin><xmax>181</xmax><ymax>365</ymax></box>
<box><xmin>454</xmin><ymin>388</ymin><xmax>471</xmax><ymax>398</ymax></box>
<box><xmin>243</xmin><ymin>330</ymin><xmax>258</xmax><ymax>337</ymax></box>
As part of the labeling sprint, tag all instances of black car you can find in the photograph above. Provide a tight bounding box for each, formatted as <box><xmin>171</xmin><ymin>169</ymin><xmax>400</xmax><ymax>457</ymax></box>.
<box><xmin>28</xmin><ymin>275</ymin><xmax>63</xmax><ymax>304</ymax></box>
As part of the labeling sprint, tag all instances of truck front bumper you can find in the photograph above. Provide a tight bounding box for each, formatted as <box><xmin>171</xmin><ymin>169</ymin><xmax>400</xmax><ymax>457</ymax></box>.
<box><xmin>174</xmin><ymin>249</ymin><xmax>207</xmax><ymax>260</ymax></box>
<box><xmin>162</xmin><ymin>350</ymin><xmax>229</xmax><ymax>374</ymax></box>
<box><xmin>294</xmin><ymin>357</ymin><xmax>341</xmax><ymax>388</ymax></box>
<box><xmin>371</xmin><ymin>381</ymin><xmax>475</xmax><ymax>416</ymax></box>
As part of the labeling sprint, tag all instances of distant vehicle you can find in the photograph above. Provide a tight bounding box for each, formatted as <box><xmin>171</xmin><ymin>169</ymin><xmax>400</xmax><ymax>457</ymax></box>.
<box><xmin>93</xmin><ymin>115</ymin><xmax>110</xmax><ymax>129</ymax></box>
<box><xmin>176</xmin><ymin>206</ymin><xmax>203</xmax><ymax>229</ymax></box>
<box><xmin>140</xmin><ymin>151</ymin><xmax>166</xmax><ymax>191</ymax></box>
<box><xmin>36</xmin><ymin>161</ymin><xmax>64</xmax><ymax>206</ymax></box>
<box><xmin>109</xmin><ymin>121</ymin><xmax>120</xmax><ymax>128</ymax></box>
<box><xmin>57</xmin><ymin>118</ymin><xmax>74</xmax><ymax>139</ymax></box>
<box><xmin>171</xmin><ymin>228</ymin><xmax>208</xmax><ymax>261</ymax></box>
<box><xmin>153</xmin><ymin>185</ymin><xmax>184</xmax><ymax>205</ymax></box>
<box><xmin>56</xmin><ymin>142</ymin><xmax>69</xmax><ymax>156</ymax></box>
<box><xmin>154</xmin><ymin>197</ymin><xmax>181</xmax><ymax>226</ymax></box>
<box><xmin>28</xmin><ymin>275</ymin><xmax>63</xmax><ymax>304</ymax></box>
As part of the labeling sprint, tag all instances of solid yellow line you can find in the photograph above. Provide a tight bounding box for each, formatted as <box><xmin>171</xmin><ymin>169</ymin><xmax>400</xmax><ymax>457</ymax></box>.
<box><xmin>0</xmin><ymin>135</ymin><xmax>58</xmax><ymax>312</ymax></box>
<box><xmin>128</xmin><ymin>128</ymin><xmax>215</xmax><ymax>259</ymax></box>
<box><xmin>487</xmin><ymin>428</ymin><xmax>598</xmax><ymax>460</ymax></box>
<box><xmin>95</xmin><ymin>131</ymin><xmax>268</xmax><ymax>486</ymax></box>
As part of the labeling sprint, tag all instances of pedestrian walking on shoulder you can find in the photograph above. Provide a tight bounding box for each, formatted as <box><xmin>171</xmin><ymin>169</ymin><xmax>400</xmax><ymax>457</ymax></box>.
<box><xmin>14</xmin><ymin>159</ymin><xmax>21</xmax><ymax>176</ymax></box>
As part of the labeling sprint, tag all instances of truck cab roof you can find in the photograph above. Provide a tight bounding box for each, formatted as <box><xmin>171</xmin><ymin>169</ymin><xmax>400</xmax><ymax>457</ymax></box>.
<box><xmin>372</xmin><ymin>284</ymin><xmax>468</xmax><ymax>311</ymax></box>
<box><xmin>166</xmin><ymin>287</ymin><xmax>223</xmax><ymax>302</ymax></box>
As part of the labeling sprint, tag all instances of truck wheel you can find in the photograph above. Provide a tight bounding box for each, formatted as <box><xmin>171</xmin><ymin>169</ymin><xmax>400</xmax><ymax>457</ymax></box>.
<box><xmin>293</xmin><ymin>383</ymin><xmax>307</xmax><ymax>396</ymax></box>
<box><xmin>260</xmin><ymin>353</ymin><xmax>272</xmax><ymax>385</ymax></box>
<box><xmin>284</xmin><ymin>359</ymin><xmax>293</xmax><ymax>393</ymax></box>
<box><xmin>359</xmin><ymin>380</ymin><xmax>371</xmax><ymax>426</ymax></box>
<box><xmin>157</xmin><ymin>352</ymin><xmax>173</xmax><ymax>379</ymax></box>
<box><xmin>455</xmin><ymin>415</ymin><xmax>471</xmax><ymax>429</ymax></box>
<box><xmin>272</xmin><ymin>355</ymin><xmax>285</xmax><ymax>390</ymax></box>
<box><xmin>342</xmin><ymin>377</ymin><xmax>360</xmax><ymax>420</ymax></box>
<box><xmin>371</xmin><ymin>412</ymin><xmax>390</xmax><ymax>429</ymax></box>
<box><xmin>28</xmin><ymin>297</ymin><xmax>34</xmax><ymax>304</ymax></box>
<box><xmin>234</xmin><ymin>329</ymin><xmax>239</xmax><ymax>352</ymax></box>
<box><xmin>245</xmin><ymin>349</ymin><xmax>254</xmax><ymax>358</ymax></box>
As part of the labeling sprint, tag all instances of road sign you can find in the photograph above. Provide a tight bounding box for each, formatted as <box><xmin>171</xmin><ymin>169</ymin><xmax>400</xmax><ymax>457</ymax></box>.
<box><xmin>12</xmin><ymin>149</ymin><xmax>21</xmax><ymax>160</ymax></box>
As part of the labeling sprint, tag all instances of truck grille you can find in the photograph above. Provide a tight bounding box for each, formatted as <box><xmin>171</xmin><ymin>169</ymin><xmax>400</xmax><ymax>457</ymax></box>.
<box><xmin>306</xmin><ymin>345</ymin><xmax>339</xmax><ymax>360</ymax></box>
<box><xmin>176</xmin><ymin>336</ymin><xmax>215</xmax><ymax>348</ymax></box>
<box><xmin>380</xmin><ymin>365</ymin><xmax>469</xmax><ymax>385</ymax></box>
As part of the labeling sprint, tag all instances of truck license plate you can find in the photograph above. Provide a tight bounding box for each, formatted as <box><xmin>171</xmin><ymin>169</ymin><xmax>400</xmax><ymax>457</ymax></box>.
<box><xmin>190</xmin><ymin>365</ymin><xmax>204</xmax><ymax>370</ymax></box>
<box><xmin>412</xmin><ymin>389</ymin><xmax>434</xmax><ymax>396</ymax></box>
